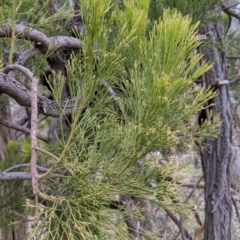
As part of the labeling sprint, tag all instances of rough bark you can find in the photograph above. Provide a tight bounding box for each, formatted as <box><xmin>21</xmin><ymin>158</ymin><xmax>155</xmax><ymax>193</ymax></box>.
<box><xmin>0</xmin><ymin>72</ymin><xmax>75</xmax><ymax>117</ymax></box>
<box><xmin>200</xmin><ymin>21</ymin><xmax>232</xmax><ymax>240</ymax></box>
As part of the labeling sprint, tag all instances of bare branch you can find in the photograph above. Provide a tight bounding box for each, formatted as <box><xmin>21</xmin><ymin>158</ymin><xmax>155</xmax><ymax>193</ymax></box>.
<box><xmin>38</xmin><ymin>115</ymin><xmax>48</xmax><ymax>124</ymax></box>
<box><xmin>0</xmin><ymin>24</ymin><xmax>50</xmax><ymax>52</ymax></box>
<box><xmin>0</xmin><ymin>172</ymin><xmax>32</xmax><ymax>180</ymax></box>
<box><xmin>180</xmin><ymin>183</ymin><xmax>204</xmax><ymax>189</ymax></box>
<box><xmin>0</xmin><ymin>72</ymin><xmax>74</xmax><ymax>117</ymax></box>
<box><xmin>49</xmin><ymin>36</ymin><xmax>81</xmax><ymax>50</ymax></box>
<box><xmin>0</xmin><ymin>171</ymin><xmax>63</xmax><ymax>181</ymax></box>
<box><xmin>14</xmin><ymin>48</ymin><xmax>41</xmax><ymax>66</ymax></box>
<box><xmin>167</xmin><ymin>211</ymin><xmax>193</xmax><ymax>240</ymax></box>
<box><xmin>0</xmin><ymin>25</ymin><xmax>82</xmax><ymax>55</ymax></box>
<box><xmin>35</xmin><ymin>146</ymin><xmax>59</xmax><ymax>161</ymax></box>
<box><xmin>222</xmin><ymin>3</ymin><xmax>239</xmax><ymax>10</ymax></box>
<box><xmin>222</xmin><ymin>4</ymin><xmax>240</xmax><ymax>21</ymax></box>
<box><xmin>229</xmin><ymin>77</ymin><xmax>240</xmax><ymax>85</ymax></box>
<box><xmin>3</xmin><ymin>64</ymin><xmax>37</xmax><ymax>78</ymax></box>
<box><xmin>183</xmin><ymin>176</ymin><xmax>203</xmax><ymax>204</ymax></box>
<box><xmin>0</xmin><ymin>25</ymin><xmax>82</xmax><ymax>51</ymax></box>
<box><xmin>3</xmin><ymin>163</ymin><xmax>48</xmax><ymax>173</ymax></box>
<box><xmin>0</xmin><ymin>118</ymin><xmax>48</xmax><ymax>142</ymax></box>
<box><xmin>226</xmin><ymin>55</ymin><xmax>240</xmax><ymax>59</ymax></box>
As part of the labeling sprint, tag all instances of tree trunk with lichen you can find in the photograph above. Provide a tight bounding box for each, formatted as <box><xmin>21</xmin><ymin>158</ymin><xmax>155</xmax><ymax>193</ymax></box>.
<box><xmin>199</xmin><ymin>21</ymin><xmax>232</xmax><ymax>240</ymax></box>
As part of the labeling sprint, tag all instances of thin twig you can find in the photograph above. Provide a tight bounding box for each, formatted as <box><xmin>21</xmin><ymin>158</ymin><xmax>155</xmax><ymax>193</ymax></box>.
<box><xmin>194</xmin><ymin>209</ymin><xmax>203</xmax><ymax>226</ymax></box>
<box><xmin>167</xmin><ymin>211</ymin><xmax>193</xmax><ymax>240</ymax></box>
<box><xmin>0</xmin><ymin>118</ymin><xmax>48</xmax><ymax>142</ymax></box>
<box><xmin>222</xmin><ymin>3</ymin><xmax>239</xmax><ymax>10</ymax></box>
<box><xmin>101</xmin><ymin>80</ymin><xmax>126</xmax><ymax>120</ymax></box>
<box><xmin>180</xmin><ymin>217</ymin><xmax>186</xmax><ymax>240</ymax></box>
<box><xmin>183</xmin><ymin>176</ymin><xmax>204</xmax><ymax>204</ymax></box>
<box><xmin>222</xmin><ymin>4</ymin><xmax>240</xmax><ymax>21</ymax></box>
<box><xmin>38</xmin><ymin>115</ymin><xmax>48</xmax><ymax>124</ymax></box>
<box><xmin>35</xmin><ymin>146</ymin><xmax>59</xmax><ymax>161</ymax></box>
<box><xmin>176</xmin><ymin>176</ymin><xmax>204</xmax><ymax>240</ymax></box>
<box><xmin>226</xmin><ymin>55</ymin><xmax>240</xmax><ymax>59</ymax></box>
<box><xmin>229</xmin><ymin>77</ymin><xmax>240</xmax><ymax>85</ymax></box>
<box><xmin>181</xmin><ymin>183</ymin><xmax>204</xmax><ymax>189</ymax></box>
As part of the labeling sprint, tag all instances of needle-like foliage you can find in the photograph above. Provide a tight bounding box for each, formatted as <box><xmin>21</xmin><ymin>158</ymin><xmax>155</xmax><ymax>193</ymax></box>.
<box><xmin>23</xmin><ymin>2</ymin><xmax>220</xmax><ymax>239</ymax></box>
<box><xmin>0</xmin><ymin>0</ymin><xmax>220</xmax><ymax>239</ymax></box>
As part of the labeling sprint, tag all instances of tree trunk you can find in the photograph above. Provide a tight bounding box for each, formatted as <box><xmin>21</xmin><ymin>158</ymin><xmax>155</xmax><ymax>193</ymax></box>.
<box><xmin>200</xmin><ymin>21</ymin><xmax>232</xmax><ymax>240</ymax></box>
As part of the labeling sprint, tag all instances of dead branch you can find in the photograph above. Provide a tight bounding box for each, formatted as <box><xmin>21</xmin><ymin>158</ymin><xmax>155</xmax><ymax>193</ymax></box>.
<box><xmin>0</xmin><ymin>172</ymin><xmax>32</xmax><ymax>180</ymax></box>
<box><xmin>222</xmin><ymin>4</ymin><xmax>240</xmax><ymax>21</ymax></box>
<box><xmin>180</xmin><ymin>183</ymin><xmax>204</xmax><ymax>189</ymax></box>
<box><xmin>14</xmin><ymin>48</ymin><xmax>41</xmax><ymax>66</ymax></box>
<box><xmin>167</xmin><ymin>211</ymin><xmax>193</xmax><ymax>240</ymax></box>
<box><xmin>226</xmin><ymin>55</ymin><xmax>240</xmax><ymax>59</ymax></box>
<box><xmin>0</xmin><ymin>24</ymin><xmax>50</xmax><ymax>52</ymax></box>
<box><xmin>183</xmin><ymin>176</ymin><xmax>204</xmax><ymax>204</ymax></box>
<box><xmin>3</xmin><ymin>64</ymin><xmax>37</xmax><ymax>78</ymax></box>
<box><xmin>3</xmin><ymin>163</ymin><xmax>48</xmax><ymax>173</ymax></box>
<box><xmin>0</xmin><ymin>118</ymin><xmax>48</xmax><ymax>142</ymax></box>
<box><xmin>194</xmin><ymin>209</ymin><xmax>203</xmax><ymax>226</ymax></box>
<box><xmin>48</xmin><ymin>36</ymin><xmax>81</xmax><ymax>50</ymax></box>
<box><xmin>0</xmin><ymin>72</ymin><xmax>74</xmax><ymax>117</ymax></box>
<box><xmin>0</xmin><ymin>24</ymin><xmax>82</xmax><ymax>51</ymax></box>
<box><xmin>0</xmin><ymin>170</ymin><xmax>62</xmax><ymax>181</ymax></box>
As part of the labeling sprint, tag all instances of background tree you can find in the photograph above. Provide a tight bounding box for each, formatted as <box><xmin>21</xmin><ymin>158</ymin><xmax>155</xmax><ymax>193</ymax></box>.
<box><xmin>0</xmin><ymin>0</ymin><xmax>236</xmax><ymax>240</ymax></box>
<box><xmin>198</xmin><ymin>20</ymin><xmax>232</xmax><ymax>240</ymax></box>
<box><xmin>150</xmin><ymin>1</ymin><xmax>234</xmax><ymax>239</ymax></box>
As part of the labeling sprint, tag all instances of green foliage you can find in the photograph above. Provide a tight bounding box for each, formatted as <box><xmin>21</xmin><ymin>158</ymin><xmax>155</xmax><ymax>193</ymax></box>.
<box><xmin>0</xmin><ymin>2</ymin><xmax>10</xmax><ymax>25</ymax></box>
<box><xmin>0</xmin><ymin>0</ymin><xmax>221</xmax><ymax>239</ymax></box>
<box><xmin>24</xmin><ymin>4</ymin><xmax>220</xmax><ymax>239</ymax></box>
<box><xmin>149</xmin><ymin>0</ymin><xmax>220</xmax><ymax>25</ymax></box>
